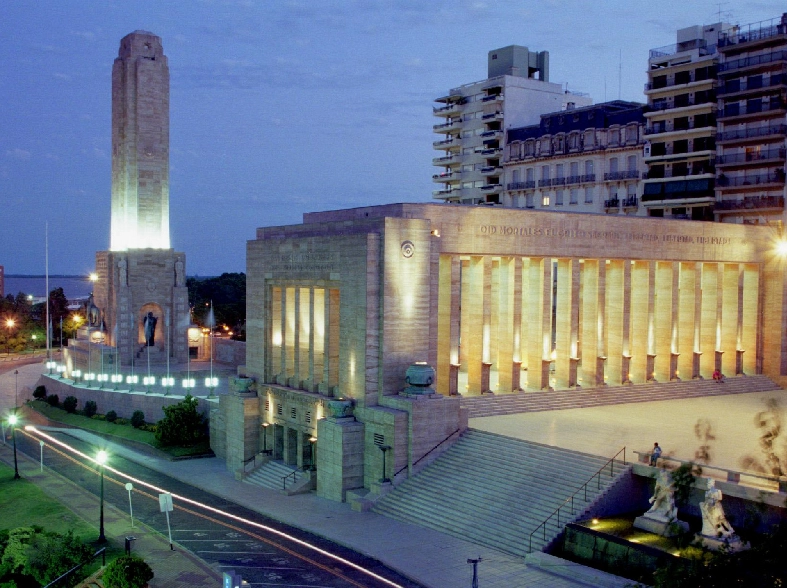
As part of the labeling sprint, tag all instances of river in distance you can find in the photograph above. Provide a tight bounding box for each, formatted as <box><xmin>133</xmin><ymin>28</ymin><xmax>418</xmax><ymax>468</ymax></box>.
<box><xmin>4</xmin><ymin>275</ymin><xmax>94</xmax><ymax>299</ymax></box>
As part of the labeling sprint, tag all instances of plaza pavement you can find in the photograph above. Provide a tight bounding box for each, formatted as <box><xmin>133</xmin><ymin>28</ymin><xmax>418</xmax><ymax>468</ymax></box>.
<box><xmin>16</xmin><ymin>362</ymin><xmax>787</xmax><ymax>586</ymax></box>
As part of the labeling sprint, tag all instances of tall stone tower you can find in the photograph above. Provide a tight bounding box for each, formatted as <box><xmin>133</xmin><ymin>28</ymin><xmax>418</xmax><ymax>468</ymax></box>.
<box><xmin>91</xmin><ymin>31</ymin><xmax>189</xmax><ymax>368</ymax></box>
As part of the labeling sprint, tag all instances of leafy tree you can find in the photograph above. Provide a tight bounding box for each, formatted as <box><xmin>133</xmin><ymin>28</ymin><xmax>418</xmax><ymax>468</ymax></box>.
<box><xmin>32</xmin><ymin>386</ymin><xmax>46</xmax><ymax>400</ymax></box>
<box><xmin>83</xmin><ymin>400</ymin><xmax>97</xmax><ymax>418</ymax></box>
<box><xmin>63</xmin><ymin>396</ymin><xmax>78</xmax><ymax>413</ymax></box>
<box><xmin>155</xmin><ymin>394</ymin><xmax>207</xmax><ymax>446</ymax></box>
<box><xmin>45</xmin><ymin>394</ymin><xmax>59</xmax><ymax>407</ymax></box>
<box><xmin>187</xmin><ymin>273</ymin><xmax>246</xmax><ymax>340</ymax></box>
<box><xmin>106</xmin><ymin>410</ymin><xmax>117</xmax><ymax>423</ymax></box>
<box><xmin>102</xmin><ymin>555</ymin><xmax>153</xmax><ymax>588</ymax></box>
<box><xmin>24</xmin><ymin>529</ymin><xmax>92</xmax><ymax>586</ymax></box>
<box><xmin>131</xmin><ymin>411</ymin><xmax>145</xmax><ymax>428</ymax></box>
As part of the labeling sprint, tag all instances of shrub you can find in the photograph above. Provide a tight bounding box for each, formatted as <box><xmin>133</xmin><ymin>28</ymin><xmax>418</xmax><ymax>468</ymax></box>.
<box><xmin>45</xmin><ymin>395</ymin><xmax>59</xmax><ymax>407</ymax></box>
<box><xmin>83</xmin><ymin>401</ymin><xmax>97</xmax><ymax>418</ymax></box>
<box><xmin>130</xmin><ymin>411</ymin><xmax>145</xmax><ymax>429</ymax></box>
<box><xmin>102</xmin><ymin>555</ymin><xmax>154</xmax><ymax>588</ymax></box>
<box><xmin>62</xmin><ymin>396</ymin><xmax>78</xmax><ymax>414</ymax></box>
<box><xmin>115</xmin><ymin>418</ymin><xmax>130</xmax><ymax>426</ymax></box>
<box><xmin>105</xmin><ymin>410</ymin><xmax>117</xmax><ymax>423</ymax></box>
<box><xmin>155</xmin><ymin>394</ymin><xmax>207</xmax><ymax>447</ymax></box>
<box><xmin>32</xmin><ymin>386</ymin><xmax>47</xmax><ymax>400</ymax></box>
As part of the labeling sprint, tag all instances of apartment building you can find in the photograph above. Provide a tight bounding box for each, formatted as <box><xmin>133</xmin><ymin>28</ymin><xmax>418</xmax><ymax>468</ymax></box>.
<box><xmin>503</xmin><ymin>101</ymin><xmax>646</xmax><ymax>215</ymax></box>
<box><xmin>432</xmin><ymin>45</ymin><xmax>592</xmax><ymax>205</ymax></box>
<box><xmin>643</xmin><ymin>23</ymin><xmax>727</xmax><ymax>220</ymax></box>
<box><xmin>715</xmin><ymin>14</ymin><xmax>787</xmax><ymax>224</ymax></box>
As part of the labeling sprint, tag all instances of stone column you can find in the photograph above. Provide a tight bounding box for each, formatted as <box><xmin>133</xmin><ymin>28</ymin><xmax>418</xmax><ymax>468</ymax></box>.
<box><xmin>721</xmin><ymin>264</ymin><xmax>740</xmax><ymax>376</ymax></box>
<box><xmin>653</xmin><ymin>262</ymin><xmax>675</xmax><ymax>381</ymax></box>
<box><xmin>292</xmin><ymin>288</ymin><xmax>302</xmax><ymax>387</ymax></box>
<box><xmin>285</xmin><ymin>287</ymin><xmax>295</xmax><ymax>380</ymax></box>
<box><xmin>519</xmin><ymin>257</ymin><xmax>530</xmax><ymax>375</ymax></box>
<box><xmin>581</xmin><ymin>259</ymin><xmax>601</xmax><ymax>386</ymax></box>
<box><xmin>312</xmin><ymin>288</ymin><xmax>325</xmax><ymax>391</ymax></box>
<box><xmin>700</xmin><ymin>263</ymin><xmax>719</xmax><ymax>378</ymax></box>
<box><xmin>436</xmin><ymin>255</ymin><xmax>454</xmax><ymax>395</ymax></box>
<box><xmin>482</xmin><ymin>257</ymin><xmax>493</xmax><ymax>393</ymax></box>
<box><xmin>741</xmin><ymin>264</ymin><xmax>760</xmax><ymax>375</ymax></box>
<box><xmin>677</xmin><ymin>263</ymin><xmax>698</xmax><ymax>380</ymax></box>
<box><xmin>327</xmin><ymin>289</ymin><xmax>340</xmax><ymax>390</ymax></box>
<box><xmin>526</xmin><ymin>257</ymin><xmax>553</xmax><ymax>390</ymax></box>
<box><xmin>606</xmin><ymin>260</ymin><xmax>625</xmax><ymax>385</ymax></box>
<box><xmin>630</xmin><ymin>261</ymin><xmax>652</xmax><ymax>383</ymax></box>
<box><xmin>497</xmin><ymin>257</ymin><xmax>515</xmax><ymax>392</ymax></box>
<box><xmin>271</xmin><ymin>286</ymin><xmax>283</xmax><ymax>383</ymax></box>
<box><xmin>555</xmin><ymin>259</ymin><xmax>577</xmax><ymax>389</ymax></box>
<box><xmin>465</xmin><ymin>256</ymin><xmax>485</xmax><ymax>394</ymax></box>
<box><xmin>512</xmin><ymin>257</ymin><xmax>524</xmax><ymax>391</ymax></box>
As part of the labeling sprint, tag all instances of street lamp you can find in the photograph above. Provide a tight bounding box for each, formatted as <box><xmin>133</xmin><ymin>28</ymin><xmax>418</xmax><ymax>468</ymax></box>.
<box><xmin>8</xmin><ymin>414</ymin><xmax>20</xmax><ymax>479</ymax></box>
<box><xmin>261</xmin><ymin>423</ymin><xmax>271</xmax><ymax>455</ymax></box>
<box><xmin>96</xmin><ymin>450</ymin><xmax>108</xmax><ymax>542</ymax></box>
<box><xmin>13</xmin><ymin>370</ymin><xmax>18</xmax><ymax>412</ymax></box>
<box><xmin>378</xmin><ymin>444</ymin><xmax>391</xmax><ymax>483</ymax></box>
<box><xmin>309</xmin><ymin>436</ymin><xmax>317</xmax><ymax>471</ymax></box>
<box><xmin>5</xmin><ymin>318</ymin><xmax>15</xmax><ymax>355</ymax></box>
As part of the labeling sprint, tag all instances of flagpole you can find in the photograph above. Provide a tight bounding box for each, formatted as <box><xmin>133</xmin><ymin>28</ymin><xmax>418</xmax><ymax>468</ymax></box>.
<box><xmin>45</xmin><ymin>222</ymin><xmax>50</xmax><ymax>359</ymax></box>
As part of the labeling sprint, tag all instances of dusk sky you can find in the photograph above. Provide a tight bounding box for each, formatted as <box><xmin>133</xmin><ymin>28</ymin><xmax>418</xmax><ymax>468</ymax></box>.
<box><xmin>2</xmin><ymin>1</ymin><xmax>785</xmax><ymax>276</ymax></box>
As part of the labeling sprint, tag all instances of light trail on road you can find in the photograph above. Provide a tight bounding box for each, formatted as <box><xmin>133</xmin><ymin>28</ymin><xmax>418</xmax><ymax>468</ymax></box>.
<box><xmin>24</xmin><ymin>426</ymin><xmax>407</xmax><ymax>588</ymax></box>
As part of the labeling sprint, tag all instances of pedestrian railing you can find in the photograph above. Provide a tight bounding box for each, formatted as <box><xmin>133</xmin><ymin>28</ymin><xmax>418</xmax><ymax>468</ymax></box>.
<box><xmin>43</xmin><ymin>547</ymin><xmax>106</xmax><ymax>588</ymax></box>
<box><xmin>528</xmin><ymin>446</ymin><xmax>626</xmax><ymax>553</ymax></box>
<box><xmin>281</xmin><ymin>470</ymin><xmax>298</xmax><ymax>490</ymax></box>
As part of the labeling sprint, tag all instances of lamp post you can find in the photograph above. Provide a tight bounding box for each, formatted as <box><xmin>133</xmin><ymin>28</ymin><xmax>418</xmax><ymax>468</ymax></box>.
<box><xmin>262</xmin><ymin>423</ymin><xmax>271</xmax><ymax>455</ymax></box>
<box><xmin>309</xmin><ymin>436</ymin><xmax>317</xmax><ymax>471</ymax></box>
<box><xmin>96</xmin><ymin>450</ymin><xmax>107</xmax><ymax>542</ymax></box>
<box><xmin>8</xmin><ymin>414</ymin><xmax>20</xmax><ymax>479</ymax></box>
<box><xmin>5</xmin><ymin>318</ymin><xmax>15</xmax><ymax>355</ymax></box>
<box><xmin>13</xmin><ymin>370</ymin><xmax>18</xmax><ymax>412</ymax></box>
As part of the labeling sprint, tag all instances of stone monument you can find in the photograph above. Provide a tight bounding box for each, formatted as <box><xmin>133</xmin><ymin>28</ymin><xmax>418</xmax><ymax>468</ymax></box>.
<box><xmin>92</xmin><ymin>31</ymin><xmax>189</xmax><ymax>366</ymax></box>
<box><xmin>634</xmin><ymin>469</ymin><xmax>689</xmax><ymax>537</ymax></box>
<box><xmin>697</xmin><ymin>479</ymin><xmax>745</xmax><ymax>551</ymax></box>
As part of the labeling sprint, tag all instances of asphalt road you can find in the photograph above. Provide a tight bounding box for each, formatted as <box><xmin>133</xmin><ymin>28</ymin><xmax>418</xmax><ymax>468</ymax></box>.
<box><xmin>13</xmin><ymin>428</ymin><xmax>423</xmax><ymax>588</ymax></box>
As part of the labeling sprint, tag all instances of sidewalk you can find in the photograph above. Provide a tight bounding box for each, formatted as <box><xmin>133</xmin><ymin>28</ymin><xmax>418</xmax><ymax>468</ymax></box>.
<box><xmin>0</xmin><ymin>443</ymin><xmax>221</xmax><ymax>588</ymax></box>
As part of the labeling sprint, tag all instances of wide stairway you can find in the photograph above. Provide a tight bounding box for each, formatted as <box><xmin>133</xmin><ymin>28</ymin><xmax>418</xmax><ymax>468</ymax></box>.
<box><xmin>372</xmin><ymin>430</ymin><xmax>628</xmax><ymax>557</ymax></box>
<box><xmin>243</xmin><ymin>460</ymin><xmax>303</xmax><ymax>491</ymax></box>
<box><xmin>461</xmin><ymin>374</ymin><xmax>780</xmax><ymax>419</ymax></box>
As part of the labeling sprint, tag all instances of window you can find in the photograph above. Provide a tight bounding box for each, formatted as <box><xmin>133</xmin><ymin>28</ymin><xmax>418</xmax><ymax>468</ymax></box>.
<box><xmin>626</xmin><ymin>125</ymin><xmax>638</xmax><ymax>143</ymax></box>
<box><xmin>585</xmin><ymin>160</ymin><xmax>594</xmax><ymax>176</ymax></box>
<box><xmin>526</xmin><ymin>193</ymin><xmax>535</xmax><ymax>208</ymax></box>
<box><xmin>609</xmin><ymin>129</ymin><xmax>620</xmax><ymax>146</ymax></box>
<box><xmin>541</xmin><ymin>165</ymin><xmax>550</xmax><ymax>180</ymax></box>
<box><xmin>570</xmin><ymin>188</ymin><xmax>578</xmax><ymax>204</ymax></box>
<box><xmin>542</xmin><ymin>195</ymin><xmax>550</xmax><ymax>206</ymax></box>
<box><xmin>584</xmin><ymin>130</ymin><xmax>595</xmax><ymax>148</ymax></box>
<box><xmin>462</xmin><ymin>164</ymin><xmax>474</xmax><ymax>172</ymax></box>
<box><xmin>555</xmin><ymin>190</ymin><xmax>564</xmax><ymax>205</ymax></box>
<box><xmin>609</xmin><ymin>157</ymin><xmax>619</xmax><ymax>173</ymax></box>
<box><xmin>568</xmin><ymin>133</ymin><xmax>580</xmax><ymax>150</ymax></box>
<box><xmin>556</xmin><ymin>164</ymin><xmax>564</xmax><ymax>179</ymax></box>
<box><xmin>512</xmin><ymin>169</ymin><xmax>521</xmax><ymax>183</ymax></box>
<box><xmin>462</xmin><ymin>182</ymin><xmax>473</xmax><ymax>189</ymax></box>
<box><xmin>526</xmin><ymin>168</ymin><xmax>535</xmax><ymax>182</ymax></box>
<box><xmin>627</xmin><ymin>183</ymin><xmax>637</xmax><ymax>198</ymax></box>
<box><xmin>627</xmin><ymin>155</ymin><xmax>637</xmax><ymax>172</ymax></box>
<box><xmin>584</xmin><ymin>187</ymin><xmax>594</xmax><ymax>203</ymax></box>
<box><xmin>570</xmin><ymin>162</ymin><xmax>579</xmax><ymax>177</ymax></box>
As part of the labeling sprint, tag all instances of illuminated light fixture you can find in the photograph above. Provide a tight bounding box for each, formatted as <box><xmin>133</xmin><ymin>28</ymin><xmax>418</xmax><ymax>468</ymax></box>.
<box><xmin>550</xmin><ymin>349</ymin><xmax>557</xmax><ymax>361</ymax></box>
<box><xmin>89</xmin><ymin>272</ymin><xmax>99</xmax><ymax>283</ymax></box>
<box><xmin>143</xmin><ymin>376</ymin><xmax>156</xmax><ymax>386</ymax></box>
<box><xmin>592</xmin><ymin>518</ymin><xmax>599</xmax><ymax>525</ymax></box>
<box><xmin>431</xmin><ymin>229</ymin><xmax>441</xmax><ymax>237</ymax></box>
<box><xmin>205</xmin><ymin>377</ymin><xmax>219</xmax><ymax>388</ymax></box>
<box><xmin>182</xmin><ymin>378</ymin><xmax>195</xmax><ymax>389</ymax></box>
<box><xmin>111</xmin><ymin>374</ymin><xmax>123</xmax><ymax>384</ymax></box>
<box><xmin>777</xmin><ymin>240</ymin><xmax>787</xmax><ymax>257</ymax></box>
<box><xmin>126</xmin><ymin>375</ymin><xmax>138</xmax><ymax>385</ymax></box>
<box><xmin>161</xmin><ymin>377</ymin><xmax>175</xmax><ymax>387</ymax></box>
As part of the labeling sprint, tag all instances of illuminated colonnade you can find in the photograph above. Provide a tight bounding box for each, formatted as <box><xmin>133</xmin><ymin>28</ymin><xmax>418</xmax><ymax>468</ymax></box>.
<box><xmin>436</xmin><ymin>256</ymin><xmax>760</xmax><ymax>394</ymax></box>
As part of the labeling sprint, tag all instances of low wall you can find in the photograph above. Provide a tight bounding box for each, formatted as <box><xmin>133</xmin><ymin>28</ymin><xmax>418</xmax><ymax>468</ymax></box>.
<box><xmin>213</xmin><ymin>338</ymin><xmax>245</xmax><ymax>367</ymax></box>
<box><xmin>35</xmin><ymin>375</ymin><xmax>216</xmax><ymax>423</ymax></box>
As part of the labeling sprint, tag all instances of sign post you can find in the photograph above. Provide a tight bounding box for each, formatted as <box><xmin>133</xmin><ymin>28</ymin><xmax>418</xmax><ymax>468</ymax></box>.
<box><xmin>126</xmin><ymin>483</ymin><xmax>134</xmax><ymax>527</ymax></box>
<box><xmin>158</xmin><ymin>493</ymin><xmax>174</xmax><ymax>550</ymax></box>
<box><xmin>39</xmin><ymin>440</ymin><xmax>44</xmax><ymax>472</ymax></box>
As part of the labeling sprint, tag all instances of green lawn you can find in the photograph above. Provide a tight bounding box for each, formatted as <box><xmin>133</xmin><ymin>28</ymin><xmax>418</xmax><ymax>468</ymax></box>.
<box><xmin>27</xmin><ymin>401</ymin><xmax>212</xmax><ymax>458</ymax></box>
<box><xmin>0</xmin><ymin>463</ymin><xmax>97</xmax><ymax>540</ymax></box>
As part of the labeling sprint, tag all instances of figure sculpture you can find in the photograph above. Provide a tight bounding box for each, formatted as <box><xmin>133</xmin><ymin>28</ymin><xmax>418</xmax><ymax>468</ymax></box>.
<box><xmin>645</xmin><ymin>469</ymin><xmax>678</xmax><ymax>522</ymax></box>
<box><xmin>143</xmin><ymin>312</ymin><xmax>158</xmax><ymax>346</ymax></box>
<box><xmin>700</xmin><ymin>480</ymin><xmax>736</xmax><ymax>539</ymax></box>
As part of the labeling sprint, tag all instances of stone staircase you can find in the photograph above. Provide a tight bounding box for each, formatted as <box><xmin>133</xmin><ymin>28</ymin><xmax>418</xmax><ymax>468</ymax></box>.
<box><xmin>461</xmin><ymin>374</ymin><xmax>780</xmax><ymax>419</ymax></box>
<box><xmin>372</xmin><ymin>430</ymin><xmax>628</xmax><ymax>557</ymax></box>
<box><xmin>243</xmin><ymin>460</ymin><xmax>303</xmax><ymax>492</ymax></box>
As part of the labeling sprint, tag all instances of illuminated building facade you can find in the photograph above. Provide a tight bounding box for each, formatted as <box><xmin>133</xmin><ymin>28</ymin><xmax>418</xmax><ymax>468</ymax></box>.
<box><xmin>213</xmin><ymin>203</ymin><xmax>786</xmax><ymax>503</ymax></box>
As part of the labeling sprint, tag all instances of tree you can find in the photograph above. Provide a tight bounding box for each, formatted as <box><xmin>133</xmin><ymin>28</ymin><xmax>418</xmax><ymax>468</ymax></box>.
<box><xmin>187</xmin><ymin>273</ymin><xmax>246</xmax><ymax>340</ymax></box>
<box><xmin>102</xmin><ymin>555</ymin><xmax>153</xmax><ymax>588</ymax></box>
<box><xmin>155</xmin><ymin>394</ymin><xmax>207</xmax><ymax>446</ymax></box>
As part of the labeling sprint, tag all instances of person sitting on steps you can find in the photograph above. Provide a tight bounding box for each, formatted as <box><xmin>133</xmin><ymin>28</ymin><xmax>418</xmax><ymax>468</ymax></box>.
<box><xmin>713</xmin><ymin>369</ymin><xmax>724</xmax><ymax>384</ymax></box>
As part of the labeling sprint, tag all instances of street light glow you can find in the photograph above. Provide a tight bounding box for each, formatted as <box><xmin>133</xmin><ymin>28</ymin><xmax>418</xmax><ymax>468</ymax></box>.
<box><xmin>8</xmin><ymin>414</ymin><xmax>18</xmax><ymax>426</ymax></box>
<box><xmin>96</xmin><ymin>450</ymin><xmax>107</xmax><ymax>464</ymax></box>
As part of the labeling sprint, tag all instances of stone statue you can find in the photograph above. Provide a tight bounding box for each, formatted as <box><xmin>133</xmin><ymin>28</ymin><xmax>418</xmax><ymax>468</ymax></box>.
<box><xmin>175</xmin><ymin>258</ymin><xmax>184</xmax><ymax>286</ymax></box>
<box><xmin>700</xmin><ymin>480</ymin><xmax>736</xmax><ymax>539</ymax></box>
<box><xmin>645</xmin><ymin>469</ymin><xmax>678</xmax><ymax>522</ymax></box>
<box><xmin>118</xmin><ymin>257</ymin><xmax>128</xmax><ymax>286</ymax></box>
<box><xmin>143</xmin><ymin>311</ymin><xmax>158</xmax><ymax>346</ymax></box>
<box><xmin>87</xmin><ymin>295</ymin><xmax>100</xmax><ymax>327</ymax></box>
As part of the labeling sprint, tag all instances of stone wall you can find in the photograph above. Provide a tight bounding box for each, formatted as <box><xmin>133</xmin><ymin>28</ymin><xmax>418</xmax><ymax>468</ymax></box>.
<box><xmin>213</xmin><ymin>338</ymin><xmax>245</xmax><ymax>367</ymax></box>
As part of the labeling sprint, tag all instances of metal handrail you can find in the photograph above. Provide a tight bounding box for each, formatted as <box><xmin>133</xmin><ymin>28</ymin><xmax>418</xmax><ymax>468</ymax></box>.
<box><xmin>43</xmin><ymin>547</ymin><xmax>106</xmax><ymax>588</ymax></box>
<box><xmin>281</xmin><ymin>469</ymin><xmax>298</xmax><ymax>490</ymax></box>
<box><xmin>394</xmin><ymin>428</ymin><xmax>461</xmax><ymax>479</ymax></box>
<box><xmin>528</xmin><ymin>446</ymin><xmax>626</xmax><ymax>553</ymax></box>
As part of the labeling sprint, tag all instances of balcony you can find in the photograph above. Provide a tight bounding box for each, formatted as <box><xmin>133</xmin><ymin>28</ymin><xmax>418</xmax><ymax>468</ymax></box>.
<box><xmin>480</xmin><ymin>184</ymin><xmax>502</xmax><ymax>193</ymax></box>
<box><xmin>717</xmin><ymin>171</ymin><xmax>786</xmax><ymax>189</ymax></box>
<box><xmin>717</xmin><ymin>74</ymin><xmax>787</xmax><ymax>97</ymax></box>
<box><xmin>649</xmin><ymin>39</ymin><xmax>715</xmax><ymax>59</ymax></box>
<box><xmin>645</xmin><ymin>120</ymin><xmax>715</xmax><ymax>135</ymax></box>
<box><xmin>482</xmin><ymin>112</ymin><xmax>503</xmax><ymax>121</ymax></box>
<box><xmin>432</xmin><ymin>188</ymin><xmax>457</xmax><ymax>198</ymax></box>
<box><xmin>650</xmin><ymin>95</ymin><xmax>715</xmax><ymax>112</ymax></box>
<box><xmin>566</xmin><ymin>175</ymin><xmax>582</xmax><ymax>185</ymax></box>
<box><xmin>719</xmin><ymin>18</ymin><xmax>787</xmax><ymax>49</ymax></box>
<box><xmin>718</xmin><ymin>100</ymin><xmax>787</xmax><ymax>120</ymax></box>
<box><xmin>580</xmin><ymin>174</ymin><xmax>596</xmax><ymax>183</ymax></box>
<box><xmin>604</xmin><ymin>198</ymin><xmax>620</xmax><ymax>209</ymax></box>
<box><xmin>604</xmin><ymin>170</ymin><xmax>640</xmax><ymax>181</ymax></box>
<box><xmin>475</xmin><ymin>147</ymin><xmax>502</xmax><ymax>156</ymax></box>
<box><xmin>480</xmin><ymin>165</ymin><xmax>502</xmax><ymax>176</ymax></box>
<box><xmin>432</xmin><ymin>171</ymin><xmax>456</xmax><ymax>183</ymax></box>
<box><xmin>507</xmin><ymin>181</ymin><xmax>536</xmax><ymax>190</ymax></box>
<box><xmin>552</xmin><ymin>177</ymin><xmax>566</xmax><ymax>186</ymax></box>
<box><xmin>433</xmin><ymin>102</ymin><xmax>462</xmax><ymax>117</ymax></box>
<box><xmin>538</xmin><ymin>178</ymin><xmax>552</xmax><ymax>188</ymax></box>
<box><xmin>641</xmin><ymin>178</ymin><xmax>715</xmax><ymax>202</ymax></box>
<box><xmin>433</xmin><ymin>138</ymin><xmax>459</xmax><ymax>150</ymax></box>
<box><xmin>432</xmin><ymin>154</ymin><xmax>460</xmax><ymax>166</ymax></box>
<box><xmin>718</xmin><ymin>50</ymin><xmax>787</xmax><ymax>74</ymax></box>
<box><xmin>644</xmin><ymin>73</ymin><xmax>715</xmax><ymax>91</ymax></box>
<box><xmin>481</xmin><ymin>94</ymin><xmax>503</xmax><ymax>103</ymax></box>
<box><xmin>715</xmin><ymin>195</ymin><xmax>785</xmax><ymax>212</ymax></box>
<box><xmin>432</xmin><ymin>120</ymin><xmax>461</xmax><ymax>133</ymax></box>
<box><xmin>716</xmin><ymin>147</ymin><xmax>786</xmax><ymax>166</ymax></box>
<box><xmin>480</xmin><ymin>130</ymin><xmax>503</xmax><ymax>140</ymax></box>
<box><xmin>622</xmin><ymin>196</ymin><xmax>639</xmax><ymax>208</ymax></box>
<box><xmin>717</xmin><ymin>123</ymin><xmax>787</xmax><ymax>143</ymax></box>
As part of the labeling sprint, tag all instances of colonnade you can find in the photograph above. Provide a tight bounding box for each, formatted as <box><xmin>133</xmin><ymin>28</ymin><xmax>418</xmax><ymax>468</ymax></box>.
<box><xmin>267</xmin><ymin>286</ymin><xmax>340</xmax><ymax>392</ymax></box>
<box><xmin>436</xmin><ymin>256</ymin><xmax>760</xmax><ymax>395</ymax></box>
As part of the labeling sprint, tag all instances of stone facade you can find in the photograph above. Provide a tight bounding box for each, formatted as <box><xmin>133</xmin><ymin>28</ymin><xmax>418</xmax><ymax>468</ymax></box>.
<box><xmin>217</xmin><ymin>202</ymin><xmax>786</xmax><ymax>502</ymax></box>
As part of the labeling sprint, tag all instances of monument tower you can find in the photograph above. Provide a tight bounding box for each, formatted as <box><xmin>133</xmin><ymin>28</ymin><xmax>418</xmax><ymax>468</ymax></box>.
<box><xmin>92</xmin><ymin>31</ymin><xmax>189</xmax><ymax>366</ymax></box>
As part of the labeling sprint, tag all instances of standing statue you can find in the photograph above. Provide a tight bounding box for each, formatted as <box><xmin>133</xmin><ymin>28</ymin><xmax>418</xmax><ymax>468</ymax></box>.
<box><xmin>143</xmin><ymin>312</ymin><xmax>158</xmax><ymax>346</ymax></box>
<box><xmin>645</xmin><ymin>469</ymin><xmax>679</xmax><ymax>522</ymax></box>
<box><xmin>700</xmin><ymin>480</ymin><xmax>736</xmax><ymax>540</ymax></box>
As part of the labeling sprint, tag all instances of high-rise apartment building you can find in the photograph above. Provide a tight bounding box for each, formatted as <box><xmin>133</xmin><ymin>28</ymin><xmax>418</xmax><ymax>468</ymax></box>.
<box><xmin>643</xmin><ymin>24</ymin><xmax>727</xmax><ymax>221</ymax></box>
<box><xmin>432</xmin><ymin>46</ymin><xmax>592</xmax><ymax>205</ymax></box>
<box><xmin>715</xmin><ymin>14</ymin><xmax>787</xmax><ymax>224</ymax></box>
<box><xmin>503</xmin><ymin>101</ymin><xmax>646</xmax><ymax>215</ymax></box>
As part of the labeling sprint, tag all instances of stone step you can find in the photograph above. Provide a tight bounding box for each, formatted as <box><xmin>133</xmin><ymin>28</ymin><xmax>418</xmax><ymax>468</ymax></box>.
<box><xmin>243</xmin><ymin>460</ymin><xmax>302</xmax><ymax>491</ymax></box>
<box><xmin>373</xmin><ymin>430</ymin><xmax>624</xmax><ymax>558</ymax></box>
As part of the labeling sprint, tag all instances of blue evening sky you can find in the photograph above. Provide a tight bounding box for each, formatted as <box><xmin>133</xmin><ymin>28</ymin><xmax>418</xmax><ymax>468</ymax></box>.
<box><xmin>1</xmin><ymin>1</ymin><xmax>783</xmax><ymax>275</ymax></box>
